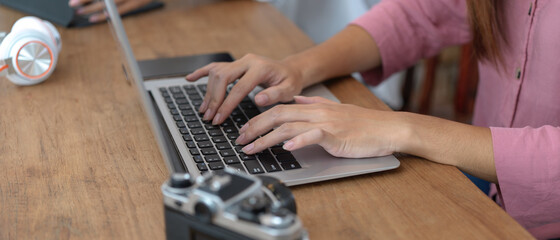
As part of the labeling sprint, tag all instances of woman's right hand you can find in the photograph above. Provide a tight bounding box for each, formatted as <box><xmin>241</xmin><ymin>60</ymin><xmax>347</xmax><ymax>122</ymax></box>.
<box><xmin>185</xmin><ymin>54</ymin><xmax>305</xmax><ymax>125</ymax></box>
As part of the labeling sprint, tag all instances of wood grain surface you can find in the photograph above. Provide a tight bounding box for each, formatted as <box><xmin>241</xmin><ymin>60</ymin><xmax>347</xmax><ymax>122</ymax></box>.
<box><xmin>0</xmin><ymin>1</ymin><xmax>533</xmax><ymax>239</ymax></box>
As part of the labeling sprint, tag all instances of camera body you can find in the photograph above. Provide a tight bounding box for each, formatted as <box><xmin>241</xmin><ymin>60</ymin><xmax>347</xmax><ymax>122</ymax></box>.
<box><xmin>162</xmin><ymin>168</ymin><xmax>308</xmax><ymax>240</ymax></box>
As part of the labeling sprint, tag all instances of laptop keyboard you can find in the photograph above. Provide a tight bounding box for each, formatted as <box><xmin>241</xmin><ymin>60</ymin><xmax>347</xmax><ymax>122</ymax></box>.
<box><xmin>159</xmin><ymin>84</ymin><xmax>301</xmax><ymax>175</ymax></box>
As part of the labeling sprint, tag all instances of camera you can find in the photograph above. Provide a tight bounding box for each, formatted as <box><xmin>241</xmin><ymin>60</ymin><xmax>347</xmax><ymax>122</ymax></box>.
<box><xmin>162</xmin><ymin>168</ymin><xmax>309</xmax><ymax>240</ymax></box>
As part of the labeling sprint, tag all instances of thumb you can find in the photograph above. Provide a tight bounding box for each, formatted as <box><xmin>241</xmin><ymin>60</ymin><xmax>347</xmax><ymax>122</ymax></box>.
<box><xmin>293</xmin><ymin>95</ymin><xmax>336</xmax><ymax>105</ymax></box>
<box><xmin>254</xmin><ymin>84</ymin><xmax>296</xmax><ymax>106</ymax></box>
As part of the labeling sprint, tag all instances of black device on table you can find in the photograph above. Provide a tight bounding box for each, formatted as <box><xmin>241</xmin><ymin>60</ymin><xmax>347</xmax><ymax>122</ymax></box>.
<box><xmin>162</xmin><ymin>168</ymin><xmax>308</xmax><ymax>240</ymax></box>
<box><xmin>0</xmin><ymin>0</ymin><xmax>164</xmax><ymax>27</ymax></box>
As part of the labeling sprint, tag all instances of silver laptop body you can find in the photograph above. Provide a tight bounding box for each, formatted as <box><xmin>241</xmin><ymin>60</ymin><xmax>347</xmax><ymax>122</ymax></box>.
<box><xmin>103</xmin><ymin>0</ymin><xmax>400</xmax><ymax>186</ymax></box>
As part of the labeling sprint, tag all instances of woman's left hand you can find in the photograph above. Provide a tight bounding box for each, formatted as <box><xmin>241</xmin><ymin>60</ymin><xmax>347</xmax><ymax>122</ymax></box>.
<box><xmin>236</xmin><ymin>96</ymin><xmax>406</xmax><ymax>158</ymax></box>
<box><xmin>69</xmin><ymin>0</ymin><xmax>153</xmax><ymax>23</ymax></box>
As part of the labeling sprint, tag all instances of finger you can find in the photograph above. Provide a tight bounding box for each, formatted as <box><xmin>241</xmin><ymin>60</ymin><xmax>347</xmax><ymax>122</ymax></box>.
<box><xmin>185</xmin><ymin>63</ymin><xmax>219</xmax><ymax>82</ymax></box>
<box><xmin>203</xmin><ymin>65</ymin><xmax>246</xmax><ymax>121</ymax></box>
<box><xmin>293</xmin><ymin>95</ymin><xmax>337</xmax><ymax>105</ymax></box>
<box><xmin>88</xmin><ymin>12</ymin><xmax>107</xmax><ymax>23</ymax></box>
<box><xmin>254</xmin><ymin>82</ymin><xmax>297</xmax><ymax>106</ymax></box>
<box><xmin>211</xmin><ymin>70</ymin><xmax>260</xmax><ymax>125</ymax></box>
<box><xmin>76</xmin><ymin>1</ymin><xmax>105</xmax><ymax>15</ymax></box>
<box><xmin>242</xmin><ymin>122</ymin><xmax>313</xmax><ymax>155</ymax></box>
<box><xmin>69</xmin><ymin>0</ymin><xmax>92</xmax><ymax>7</ymax></box>
<box><xmin>237</xmin><ymin>104</ymin><xmax>316</xmax><ymax>144</ymax></box>
<box><xmin>185</xmin><ymin>63</ymin><xmax>221</xmax><ymax>113</ymax></box>
<box><xmin>283</xmin><ymin>128</ymin><xmax>338</xmax><ymax>154</ymax></box>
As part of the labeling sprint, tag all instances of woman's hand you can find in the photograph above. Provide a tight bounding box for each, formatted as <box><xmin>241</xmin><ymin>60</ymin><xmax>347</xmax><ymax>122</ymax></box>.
<box><xmin>186</xmin><ymin>54</ymin><xmax>306</xmax><ymax>125</ymax></box>
<box><xmin>69</xmin><ymin>0</ymin><xmax>153</xmax><ymax>23</ymax></box>
<box><xmin>236</xmin><ymin>96</ymin><xmax>407</xmax><ymax>158</ymax></box>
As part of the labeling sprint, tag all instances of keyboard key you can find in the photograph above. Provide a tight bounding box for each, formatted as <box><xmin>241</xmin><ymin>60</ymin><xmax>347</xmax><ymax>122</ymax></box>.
<box><xmin>197</xmin><ymin>163</ymin><xmax>208</xmax><ymax>171</ymax></box>
<box><xmin>244</xmin><ymin>161</ymin><xmax>264</xmax><ymax>174</ymax></box>
<box><xmin>257</xmin><ymin>151</ymin><xmax>275</xmax><ymax>162</ymax></box>
<box><xmin>221</xmin><ymin>119</ymin><xmax>234</xmax><ymax>127</ymax></box>
<box><xmin>239</xmin><ymin>153</ymin><xmax>256</xmax><ymax>161</ymax></box>
<box><xmin>204</xmin><ymin>123</ymin><xmax>218</xmax><ymax>130</ymax></box>
<box><xmin>276</xmin><ymin>154</ymin><xmax>296</xmax><ymax>163</ymax></box>
<box><xmin>197</xmin><ymin>141</ymin><xmax>213</xmax><ymax>148</ymax></box>
<box><xmin>178</xmin><ymin>104</ymin><xmax>192</xmax><ymax>110</ymax></box>
<box><xmin>197</xmin><ymin>84</ymin><xmax>207</xmax><ymax>92</ymax></box>
<box><xmin>260</xmin><ymin>158</ymin><xmax>281</xmax><ymax>172</ymax></box>
<box><xmin>176</xmin><ymin>121</ymin><xmax>186</xmax><ymax>128</ymax></box>
<box><xmin>189</xmin><ymin>149</ymin><xmax>200</xmax><ymax>155</ymax></box>
<box><xmin>188</xmin><ymin>94</ymin><xmax>202</xmax><ymax>100</ymax></box>
<box><xmin>172</xmin><ymin>93</ymin><xmax>186</xmax><ymax>99</ymax></box>
<box><xmin>191</xmin><ymin>128</ymin><xmax>206</xmax><ymax>136</ymax></box>
<box><xmin>223</xmin><ymin>126</ymin><xmax>237</xmax><ymax>134</ymax></box>
<box><xmin>227</xmin><ymin>133</ymin><xmax>239</xmax><ymax>140</ymax></box>
<box><xmin>173</xmin><ymin>115</ymin><xmax>183</xmax><ymax>121</ymax></box>
<box><xmin>164</xmin><ymin>97</ymin><xmax>173</xmax><ymax>103</ymax></box>
<box><xmin>227</xmin><ymin>163</ymin><xmax>246</xmax><ymax>173</ymax></box>
<box><xmin>186</xmin><ymin>141</ymin><xmax>196</xmax><ymax>149</ymax></box>
<box><xmin>208</xmin><ymin>129</ymin><xmax>223</xmax><ymax>137</ymax></box>
<box><xmin>187</xmin><ymin>121</ymin><xmax>202</xmax><ymax>128</ymax></box>
<box><xmin>201</xmin><ymin>148</ymin><xmax>217</xmax><ymax>155</ymax></box>
<box><xmin>224</xmin><ymin>156</ymin><xmax>241</xmax><ymax>165</ymax></box>
<box><xmin>182</xmin><ymin>135</ymin><xmax>193</xmax><ymax>141</ymax></box>
<box><xmin>208</xmin><ymin>162</ymin><xmax>225</xmax><ymax>170</ymax></box>
<box><xmin>159</xmin><ymin>87</ymin><xmax>168</xmax><ymax>93</ymax></box>
<box><xmin>205</xmin><ymin>155</ymin><xmax>221</xmax><ymax>162</ymax></box>
<box><xmin>240</xmin><ymin>102</ymin><xmax>257</xmax><ymax>111</ymax></box>
<box><xmin>271</xmin><ymin>147</ymin><xmax>289</xmax><ymax>155</ymax></box>
<box><xmin>181</xmin><ymin>110</ymin><xmax>195</xmax><ymax>116</ymax></box>
<box><xmin>219</xmin><ymin>149</ymin><xmax>236</xmax><ymax>157</ymax></box>
<box><xmin>170</xmin><ymin>109</ymin><xmax>179</xmax><ymax>115</ymax></box>
<box><xmin>184</xmin><ymin>116</ymin><xmax>199</xmax><ymax>122</ymax></box>
<box><xmin>193</xmin><ymin>155</ymin><xmax>204</xmax><ymax>163</ymax></box>
<box><xmin>244</xmin><ymin>109</ymin><xmax>260</xmax><ymax>118</ymax></box>
<box><xmin>212</xmin><ymin>136</ymin><xmax>227</xmax><ymax>143</ymax></box>
<box><xmin>281</xmin><ymin>161</ymin><xmax>301</xmax><ymax>170</ymax></box>
<box><xmin>194</xmin><ymin>134</ymin><xmax>209</xmax><ymax>142</ymax></box>
<box><xmin>175</xmin><ymin>99</ymin><xmax>188</xmax><ymax>105</ymax></box>
<box><xmin>169</xmin><ymin>86</ymin><xmax>181</xmax><ymax>93</ymax></box>
<box><xmin>234</xmin><ymin>146</ymin><xmax>244</xmax><ymax>153</ymax></box>
<box><xmin>216</xmin><ymin>143</ymin><xmax>231</xmax><ymax>150</ymax></box>
<box><xmin>183</xmin><ymin>84</ymin><xmax>196</xmax><ymax>90</ymax></box>
<box><xmin>179</xmin><ymin>128</ymin><xmax>189</xmax><ymax>134</ymax></box>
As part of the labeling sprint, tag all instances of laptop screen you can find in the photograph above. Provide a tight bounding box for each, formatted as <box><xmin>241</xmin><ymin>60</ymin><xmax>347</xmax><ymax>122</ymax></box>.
<box><xmin>103</xmin><ymin>0</ymin><xmax>176</xmax><ymax>172</ymax></box>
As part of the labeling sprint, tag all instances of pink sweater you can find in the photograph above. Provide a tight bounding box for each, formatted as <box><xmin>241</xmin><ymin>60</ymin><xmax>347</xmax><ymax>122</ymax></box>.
<box><xmin>352</xmin><ymin>0</ymin><xmax>560</xmax><ymax>238</ymax></box>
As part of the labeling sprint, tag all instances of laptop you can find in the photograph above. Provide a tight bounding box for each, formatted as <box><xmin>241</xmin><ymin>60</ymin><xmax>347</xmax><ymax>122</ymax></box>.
<box><xmin>103</xmin><ymin>0</ymin><xmax>400</xmax><ymax>186</ymax></box>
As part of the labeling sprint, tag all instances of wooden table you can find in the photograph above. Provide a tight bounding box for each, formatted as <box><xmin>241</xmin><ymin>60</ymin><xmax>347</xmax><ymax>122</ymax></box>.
<box><xmin>0</xmin><ymin>1</ymin><xmax>533</xmax><ymax>239</ymax></box>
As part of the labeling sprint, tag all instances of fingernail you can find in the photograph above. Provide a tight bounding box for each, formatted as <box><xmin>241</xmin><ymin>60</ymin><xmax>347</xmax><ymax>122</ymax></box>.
<box><xmin>242</xmin><ymin>143</ymin><xmax>254</xmax><ymax>153</ymax></box>
<box><xmin>236</xmin><ymin>133</ymin><xmax>245</xmax><ymax>144</ymax></box>
<box><xmin>69</xmin><ymin>0</ymin><xmax>79</xmax><ymax>6</ymax></box>
<box><xmin>203</xmin><ymin>109</ymin><xmax>213</xmax><ymax>121</ymax></box>
<box><xmin>185</xmin><ymin>74</ymin><xmax>192</xmax><ymax>80</ymax></box>
<box><xmin>255</xmin><ymin>94</ymin><xmax>268</xmax><ymax>105</ymax></box>
<box><xmin>212</xmin><ymin>113</ymin><xmax>222</xmax><ymax>125</ymax></box>
<box><xmin>89</xmin><ymin>15</ymin><xmax>99</xmax><ymax>22</ymax></box>
<box><xmin>199</xmin><ymin>101</ymin><xmax>208</xmax><ymax>113</ymax></box>
<box><xmin>239</xmin><ymin>123</ymin><xmax>249</xmax><ymax>133</ymax></box>
<box><xmin>283</xmin><ymin>141</ymin><xmax>294</xmax><ymax>151</ymax></box>
<box><xmin>77</xmin><ymin>8</ymin><xmax>85</xmax><ymax>14</ymax></box>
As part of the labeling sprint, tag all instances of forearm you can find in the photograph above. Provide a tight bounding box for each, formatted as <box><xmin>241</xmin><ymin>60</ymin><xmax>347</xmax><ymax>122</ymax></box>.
<box><xmin>282</xmin><ymin>25</ymin><xmax>381</xmax><ymax>88</ymax></box>
<box><xmin>397</xmin><ymin>112</ymin><xmax>497</xmax><ymax>183</ymax></box>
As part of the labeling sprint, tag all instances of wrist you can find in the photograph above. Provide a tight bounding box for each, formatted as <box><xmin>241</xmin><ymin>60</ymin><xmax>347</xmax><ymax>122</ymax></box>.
<box><xmin>281</xmin><ymin>52</ymin><xmax>327</xmax><ymax>88</ymax></box>
<box><xmin>391</xmin><ymin>112</ymin><xmax>417</xmax><ymax>154</ymax></box>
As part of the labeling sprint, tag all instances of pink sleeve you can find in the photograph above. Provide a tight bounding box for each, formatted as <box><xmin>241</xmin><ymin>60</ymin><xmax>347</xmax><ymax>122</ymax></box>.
<box><xmin>491</xmin><ymin>126</ymin><xmax>560</xmax><ymax>239</ymax></box>
<box><xmin>350</xmin><ymin>0</ymin><xmax>471</xmax><ymax>85</ymax></box>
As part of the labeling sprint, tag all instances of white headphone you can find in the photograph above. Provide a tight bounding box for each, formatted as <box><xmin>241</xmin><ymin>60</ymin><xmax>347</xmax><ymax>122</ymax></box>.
<box><xmin>0</xmin><ymin>16</ymin><xmax>62</xmax><ymax>86</ymax></box>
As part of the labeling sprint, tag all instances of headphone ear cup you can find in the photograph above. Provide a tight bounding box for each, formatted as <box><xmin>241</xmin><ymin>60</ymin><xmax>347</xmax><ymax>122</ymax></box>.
<box><xmin>11</xmin><ymin>16</ymin><xmax>61</xmax><ymax>53</ymax></box>
<box><xmin>0</xmin><ymin>29</ymin><xmax>58</xmax><ymax>86</ymax></box>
